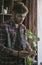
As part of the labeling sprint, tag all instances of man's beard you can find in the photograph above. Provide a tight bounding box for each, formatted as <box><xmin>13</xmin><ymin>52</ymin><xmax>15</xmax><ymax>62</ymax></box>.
<box><xmin>15</xmin><ymin>20</ymin><xmax>22</xmax><ymax>24</ymax></box>
<box><xmin>15</xmin><ymin>21</ymin><xmax>20</xmax><ymax>24</ymax></box>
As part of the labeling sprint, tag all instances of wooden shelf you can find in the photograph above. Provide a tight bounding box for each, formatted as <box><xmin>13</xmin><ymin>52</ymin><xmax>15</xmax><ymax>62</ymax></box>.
<box><xmin>4</xmin><ymin>14</ymin><xmax>12</xmax><ymax>16</ymax></box>
<box><xmin>0</xmin><ymin>0</ymin><xmax>13</xmax><ymax>21</ymax></box>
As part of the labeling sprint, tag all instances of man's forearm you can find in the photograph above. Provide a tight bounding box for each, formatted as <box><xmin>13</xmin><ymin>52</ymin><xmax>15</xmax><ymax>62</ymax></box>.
<box><xmin>0</xmin><ymin>44</ymin><xmax>18</xmax><ymax>56</ymax></box>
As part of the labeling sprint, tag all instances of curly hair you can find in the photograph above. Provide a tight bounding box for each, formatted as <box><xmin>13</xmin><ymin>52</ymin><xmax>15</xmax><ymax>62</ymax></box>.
<box><xmin>12</xmin><ymin>1</ymin><xmax>28</xmax><ymax>14</ymax></box>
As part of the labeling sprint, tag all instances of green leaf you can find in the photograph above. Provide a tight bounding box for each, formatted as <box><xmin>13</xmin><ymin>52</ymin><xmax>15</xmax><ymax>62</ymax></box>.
<box><xmin>26</xmin><ymin>56</ymin><xmax>32</xmax><ymax>65</ymax></box>
<box><xmin>25</xmin><ymin>29</ymin><xmax>40</xmax><ymax>42</ymax></box>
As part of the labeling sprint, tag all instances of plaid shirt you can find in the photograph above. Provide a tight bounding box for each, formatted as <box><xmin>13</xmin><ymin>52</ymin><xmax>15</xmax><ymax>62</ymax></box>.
<box><xmin>0</xmin><ymin>19</ymin><xmax>28</xmax><ymax>65</ymax></box>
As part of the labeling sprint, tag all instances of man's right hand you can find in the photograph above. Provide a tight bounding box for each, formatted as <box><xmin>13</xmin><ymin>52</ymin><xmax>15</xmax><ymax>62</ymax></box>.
<box><xmin>19</xmin><ymin>50</ymin><xmax>29</xmax><ymax>58</ymax></box>
<box><xmin>12</xmin><ymin>50</ymin><xmax>18</xmax><ymax>56</ymax></box>
<box><xmin>12</xmin><ymin>50</ymin><xmax>29</xmax><ymax>58</ymax></box>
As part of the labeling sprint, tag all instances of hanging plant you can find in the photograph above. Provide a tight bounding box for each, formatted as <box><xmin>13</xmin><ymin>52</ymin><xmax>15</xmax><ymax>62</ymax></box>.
<box><xmin>25</xmin><ymin>29</ymin><xmax>40</xmax><ymax>42</ymax></box>
<box><xmin>26</xmin><ymin>56</ymin><xmax>32</xmax><ymax>65</ymax></box>
<box><xmin>25</xmin><ymin>29</ymin><xmax>40</xmax><ymax>65</ymax></box>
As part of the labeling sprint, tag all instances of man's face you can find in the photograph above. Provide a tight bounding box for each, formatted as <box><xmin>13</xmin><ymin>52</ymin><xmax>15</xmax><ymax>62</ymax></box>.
<box><xmin>14</xmin><ymin>13</ymin><xmax>27</xmax><ymax>24</ymax></box>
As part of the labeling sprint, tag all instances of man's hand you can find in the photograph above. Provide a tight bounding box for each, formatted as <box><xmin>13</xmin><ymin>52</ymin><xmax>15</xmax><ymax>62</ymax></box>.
<box><xmin>30</xmin><ymin>49</ymin><xmax>36</xmax><ymax>55</ymax></box>
<box><xmin>12</xmin><ymin>50</ymin><xmax>18</xmax><ymax>56</ymax></box>
<box><xmin>19</xmin><ymin>50</ymin><xmax>29</xmax><ymax>58</ymax></box>
<box><xmin>26</xmin><ymin>43</ymin><xmax>36</xmax><ymax>56</ymax></box>
<box><xmin>12</xmin><ymin>50</ymin><xmax>29</xmax><ymax>58</ymax></box>
<box><xmin>29</xmin><ymin>49</ymin><xmax>36</xmax><ymax>57</ymax></box>
<box><xmin>31</xmin><ymin>51</ymin><xmax>36</xmax><ymax>58</ymax></box>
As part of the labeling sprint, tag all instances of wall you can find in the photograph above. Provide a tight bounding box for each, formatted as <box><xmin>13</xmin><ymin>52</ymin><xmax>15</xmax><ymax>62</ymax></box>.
<box><xmin>37</xmin><ymin>0</ymin><xmax>42</xmax><ymax>65</ymax></box>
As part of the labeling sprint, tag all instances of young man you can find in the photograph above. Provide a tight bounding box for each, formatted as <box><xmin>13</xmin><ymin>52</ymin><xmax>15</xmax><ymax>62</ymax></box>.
<box><xmin>0</xmin><ymin>1</ymin><xmax>35</xmax><ymax>65</ymax></box>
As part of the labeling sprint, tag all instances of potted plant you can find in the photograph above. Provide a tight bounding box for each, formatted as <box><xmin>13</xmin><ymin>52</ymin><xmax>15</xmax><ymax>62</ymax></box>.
<box><xmin>25</xmin><ymin>29</ymin><xmax>40</xmax><ymax>65</ymax></box>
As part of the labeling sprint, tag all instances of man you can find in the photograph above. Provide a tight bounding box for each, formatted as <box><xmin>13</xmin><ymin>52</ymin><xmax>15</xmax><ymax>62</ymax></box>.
<box><xmin>0</xmin><ymin>1</ymin><xmax>35</xmax><ymax>65</ymax></box>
